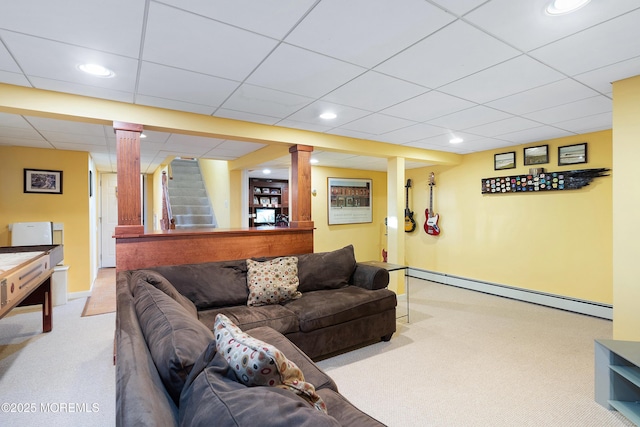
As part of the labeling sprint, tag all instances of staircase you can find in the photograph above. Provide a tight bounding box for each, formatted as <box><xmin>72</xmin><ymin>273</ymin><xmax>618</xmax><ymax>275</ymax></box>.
<box><xmin>167</xmin><ymin>159</ymin><xmax>217</xmax><ymax>229</ymax></box>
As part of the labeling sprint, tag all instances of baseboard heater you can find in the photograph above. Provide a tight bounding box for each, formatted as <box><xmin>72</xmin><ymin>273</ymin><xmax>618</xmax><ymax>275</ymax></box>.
<box><xmin>408</xmin><ymin>268</ymin><xmax>613</xmax><ymax>320</ymax></box>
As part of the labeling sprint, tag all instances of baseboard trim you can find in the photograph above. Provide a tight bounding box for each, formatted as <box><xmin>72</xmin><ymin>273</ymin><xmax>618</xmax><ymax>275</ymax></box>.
<box><xmin>408</xmin><ymin>268</ymin><xmax>613</xmax><ymax>320</ymax></box>
<box><xmin>69</xmin><ymin>291</ymin><xmax>91</xmax><ymax>300</ymax></box>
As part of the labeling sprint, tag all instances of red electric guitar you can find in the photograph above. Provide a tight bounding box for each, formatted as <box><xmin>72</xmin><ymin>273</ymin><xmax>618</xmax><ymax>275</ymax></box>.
<box><xmin>424</xmin><ymin>172</ymin><xmax>440</xmax><ymax>235</ymax></box>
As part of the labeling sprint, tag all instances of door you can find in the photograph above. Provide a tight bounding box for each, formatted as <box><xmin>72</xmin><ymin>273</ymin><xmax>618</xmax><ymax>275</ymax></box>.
<box><xmin>100</xmin><ymin>173</ymin><xmax>118</xmax><ymax>267</ymax></box>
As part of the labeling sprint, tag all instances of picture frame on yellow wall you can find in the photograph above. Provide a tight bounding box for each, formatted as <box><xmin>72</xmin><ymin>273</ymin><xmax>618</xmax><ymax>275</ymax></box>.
<box><xmin>24</xmin><ymin>168</ymin><xmax>63</xmax><ymax>194</ymax></box>
<box><xmin>494</xmin><ymin>151</ymin><xmax>516</xmax><ymax>170</ymax></box>
<box><xmin>523</xmin><ymin>145</ymin><xmax>549</xmax><ymax>166</ymax></box>
<box><xmin>558</xmin><ymin>142</ymin><xmax>587</xmax><ymax>166</ymax></box>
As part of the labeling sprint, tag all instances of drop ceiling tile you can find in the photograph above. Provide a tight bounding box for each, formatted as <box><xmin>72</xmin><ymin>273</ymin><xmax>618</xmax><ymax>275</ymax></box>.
<box><xmin>40</xmin><ymin>131</ymin><xmax>107</xmax><ymax>145</ymax></box>
<box><xmin>574</xmin><ymin>55</ymin><xmax>640</xmax><ymax>94</ymax></box>
<box><xmin>28</xmin><ymin>77</ymin><xmax>135</xmax><ymax>103</ymax></box>
<box><xmin>487</xmin><ymin>78</ymin><xmax>600</xmax><ymax>115</ymax></box>
<box><xmin>0</xmin><ymin>113</ymin><xmax>32</xmax><ymax>128</ymax></box>
<box><xmin>0</xmin><ymin>31</ymin><xmax>139</xmax><ymax>92</ymax></box>
<box><xmin>338</xmin><ymin>113</ymin><xmax>416</xmax><ymax>135</ymax></box>
<box><xmin>143</xmin><ymin>2</ymin><xmax>278</xmax><ymax>80</ymax></box>
<box><xmin>405</xmin><ymin>131</ymin><xmax>482</xmax><ymax>149</ymax></box>
<box><xmin>276</xmin><ymin>119</ymin><xmax>333</xmax><ymax>133</ymax></box>
<box><xmin>24</xmin><ymin>117</ymin><xmax>105</xmax><ymax>135</ymax></box>
<box><xmin>530</xmin><ymin>8</ymin><xmax>640</xmax><ymax>76</ymax></box>
<box><xmin>497</xmin><ymin>126</ymin><xmax>573</xmax><ymax>144</ymax></box>
<box><xmin>212</xmin><ymin>140</ymin><xmax>265</xmax><ymax>157</ymax></box>
<box><xmin>553</xmin><ymin>112</ymin><xmax>612</xmax><ymax>134</ymax></box>
<box><xmin>381</xmin><ymin>90</ymin><xmax>475</xmax><ymax>122</ymax></box>
<box><xmin>464</xmin><ymin>116</ymin><xmax>542</xmax><ymax>138</ymax></box>
<box><xmin>375</xmin><ymin>20</ymin><xmax>520</xmax><ymax>88</ymax></box>
<box><xmin>524</xmin><ymin>95</ymin><xmax>611</xmax><ymax>124</ymax></box>
<box><xmin>322</xmin><ymin>71</ymin><xmax>428</xmax><ymax>112</ymax></box>
<box><xmin>159</xmin><ymin>0</ymin><xmax>316</xmax><ymax>39</ymax></box>
<box><xmin>214</xmin><ymin>109</ymin><xmax>282</xmax><ymax>126</ymax></box>
<box><xmin>285</xmin><ymin>0</ymin><xmax>454</xmax><ymax>68</ymax></box>
<box><xmin>439</xmin><ymin>55</ymin><xmax>564</xmax><ymax>104</ymax></box>
<box><xmin>135</xmin><ymin>95</ymin><xmax>216</xmax><ymax>115</ymax></box>
<box><xmin>164</xmin><ymin>133</ymin><xmax>225</xmax><ymax>149</ymax></box>
<box><xmin>465</xmin><ymin>0</ymin><xmax>640</xmax><ymax>52</ymax></box>
<box><xmin>429</xmin><ymin>0</ymin><xmax>490</xmax><ymax>16</ymax></box>
<box><xmin>221</xmin><ymin>84</ymin><xmax>314</xmax><ymax>118</ymax></box>
<box><xmin>282</xmin><ymin>101</ymin><xmax>371</xmax><ymax>127</ymax></box>
<box><xmin>52</xmin><ymin>142</ymin><xmax>110</xmax><ymax>152</ymax></box>
<box><xmin>137</xmin><ymin>62</ymin><xmax>240</xmax><ymax>107</ymax></box>
<box><xmin>0</xmin><ymin>126</ymin><xmax>44</xmax><ymax>140</ymax></box>
<box><xmin>0</xmin><ymin>0</ymin><xmax>145</xmax><ymax>57</ymax></box>
<box><xmin>378</xmin><ymin>123</ymin><xmax>448</xmax><ymax>144</ymax></box>
<box><xmin>428</xmin><ymin>105</ymin><xmax>512</xmax><ymax>130</ymax></box>
<box><xmin>460</xmin><ymin>137</ymin><xmax>515</xmax><ymax>153</ymax></box>
<box><xmin>247</xmin><ymin>44</ymin><xmax>365</xmax><ymax>98</ymax></box>
<box><xmin>0</xmin><ymin>70</ymin><xmax>30</xmax><ymax>86</ymax></box>
<box><xmin>0</xmin><ymin>43</ymin><xmax>21</xmax><ymax>73</ymax></box>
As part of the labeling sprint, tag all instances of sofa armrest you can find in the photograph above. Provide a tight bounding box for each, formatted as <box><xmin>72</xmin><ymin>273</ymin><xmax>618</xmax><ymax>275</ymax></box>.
<box><xmin>350</xmin><ymin>263</ymin><xmax>389</xmax><ymax>290</ymax></box>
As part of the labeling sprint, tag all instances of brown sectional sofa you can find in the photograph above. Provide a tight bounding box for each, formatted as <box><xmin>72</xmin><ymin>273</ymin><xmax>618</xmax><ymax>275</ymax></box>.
<box><xmin>115</xmin><ymin>245</ymin><xmax>396</xmax><ymax>426</ymax></box>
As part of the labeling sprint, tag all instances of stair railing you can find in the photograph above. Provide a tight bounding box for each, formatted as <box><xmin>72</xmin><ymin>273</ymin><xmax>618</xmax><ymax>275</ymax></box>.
<box><xmin>161</xmin><ymin>170</ymin><xmax>175</xmax><ymax>230</ymax></box>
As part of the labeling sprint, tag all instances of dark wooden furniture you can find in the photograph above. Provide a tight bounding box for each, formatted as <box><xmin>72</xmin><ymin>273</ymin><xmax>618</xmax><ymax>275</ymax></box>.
<box><xmin>249</xmin><ymin>178</ymin><xmax>289</xmax><ymax>227</ymax></box>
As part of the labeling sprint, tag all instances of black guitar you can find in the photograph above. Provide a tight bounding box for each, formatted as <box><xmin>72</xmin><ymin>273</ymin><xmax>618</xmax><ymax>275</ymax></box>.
<box><xmin>404</xmin><ymin>179</ymin><xmax>416</xmax><ymax>232</ymax></box>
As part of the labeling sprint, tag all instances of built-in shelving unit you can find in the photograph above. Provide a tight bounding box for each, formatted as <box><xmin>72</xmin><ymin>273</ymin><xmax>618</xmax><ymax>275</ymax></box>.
<box><xmin>595</xmin><ymin>339</ymin><xmax>640</xmax><ymax>425</ymax></box>
<box><xmin>249</xmin><ymin>178</ymin><xmax>288</xmax><ymax>227</ymax></box>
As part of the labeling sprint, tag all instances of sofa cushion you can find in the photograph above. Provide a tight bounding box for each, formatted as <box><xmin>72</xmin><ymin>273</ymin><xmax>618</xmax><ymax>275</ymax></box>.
<box><xmin>131</xmin><ymin>269</ymin><xmax>197</xmax><ymax>318</ymax></box>
<box><xmin>246</xmin><ymin>257</ymin><xmax>301</xmax><ymax>306</ymax></box>
<box><xmin>198</xmin><ymin>304</ymin><xmax>299</xmax><ymax>335</ymax></box>
<box><xmin>283</xmin><ymin>287</ymin><xmax>397</xmax><ymax>332</ymax></box>
<box><xmin>297</xmin><ymin>245</ymin><xmax>356</xmax><ymax>293</ymax></box>
<box><xmin>133</xmin><ymin>280</ymin><xmax>215</xmax><ymax>404</ymax></box>
<box><xmin>179</xmin><ymin>350</ymin><xmax>341</xmax><ymax>427</ymax></box>
<box><xmin>214</xmin><ymin>314</ymin><xmax>327</xmax><ymax>413</ymax></box>
<box><xmin>150</xmin><ymin>260</ymin><xmax>248</xmax><ymax>310</ymax></box>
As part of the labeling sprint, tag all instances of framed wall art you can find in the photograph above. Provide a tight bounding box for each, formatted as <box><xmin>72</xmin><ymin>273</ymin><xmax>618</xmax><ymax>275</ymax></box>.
<box><xmin>24</xmin><ymin>168</ymin><xmax>63</xmax><ymax>194</ymax></box>
<box><xmin>494</xmin><ymin>151</ymin><xmax>516</xmax><ymax>170</ymax></box>
<box><xmin>328</xmin><ymin>177</ymin><xmax>372</xmax><ymax>225</ymax></box>
<box><xmin>558</xmin><ymin>142</ymin><xmax>587</xmax><ymax>166</ymax></box>
<box><xmin>523</xmin><ymin>145</ymin><xmax>549</xmax><ymax>166</ymax></box>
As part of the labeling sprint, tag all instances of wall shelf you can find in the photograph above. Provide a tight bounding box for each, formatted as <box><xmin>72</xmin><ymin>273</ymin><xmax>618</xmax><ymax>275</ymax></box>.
<box><xmin>249</xmin><ymin>178</ymin><xmax>288</xmax><ymax>227</ymax></box>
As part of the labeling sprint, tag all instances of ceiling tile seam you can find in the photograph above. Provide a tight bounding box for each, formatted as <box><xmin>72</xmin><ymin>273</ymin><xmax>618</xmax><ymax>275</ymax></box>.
<box><xmin>133</xmin><ymin>0</ymin><xmax>153</xmax><ymax>104</ymax></box>
<box><xmin>0</xmin><ymin>31</ymin><xmax>36</xmax><ymax>88</ymax></box>
<box><xmin>424</xmin><ymin>0</ymin><xmax>492</xmax><ymax>19</ymax></box>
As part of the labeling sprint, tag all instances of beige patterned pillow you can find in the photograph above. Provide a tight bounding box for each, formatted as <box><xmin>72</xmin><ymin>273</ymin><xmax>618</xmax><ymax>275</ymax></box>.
<box><xmin>246</xmin><ymin>257</ymin><xmax>301</xmax><ymax>307</ymax></box>
<box><xmin>214</xmin><ymin>313</ymin><xmax>327</xmax><ymax>413</ymax></box>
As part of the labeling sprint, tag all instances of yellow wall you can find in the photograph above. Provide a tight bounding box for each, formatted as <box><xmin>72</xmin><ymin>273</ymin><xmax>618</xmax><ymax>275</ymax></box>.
<box><xmin>612</xmin><ymin>75</ymin><xmax>640</xmax><ymax>340</ymax></box>
<box><xmin>0</xmin><ymin>146</ymin><xmax>92</xmax><ymax>294</ymax></box>
<box><xmin>199</xmin><ymin>159</ymin><xmax>231</xmax><ymax>228</ymax></box>
<box><xmin>311</xmin><ymin>166</ymin><xmax>388</xmax><ymax>263</ymax></box>
<box><xmin>405</xmin><ymin>130</ymin><xmax>613</xmax><ymax>304</ymax></box>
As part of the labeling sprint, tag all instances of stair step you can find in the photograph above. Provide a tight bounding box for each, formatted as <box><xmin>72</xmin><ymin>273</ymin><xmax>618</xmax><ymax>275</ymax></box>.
<box><xmin>174</xmin><ymin>214</ymin><xmax>215</xmax><ymax>225</ymax></box>
<box><xmin>171</xmin><ymin>205</ymin><xmax>212</xmax><ymax>215</ymax></box>
<box><xmin>169</xmin><ymin>196</ymin><xmax>210</xmax><ymax>206</ymax></box>
<box><xmin>168</xmin><ymin>188</ymin><xmax>207</xmax><ymax>198</ymax></box>
<box><xmin>175</xmin><ymin>224</ymin><xmax>217</xmax><ymax>229</ymax></box>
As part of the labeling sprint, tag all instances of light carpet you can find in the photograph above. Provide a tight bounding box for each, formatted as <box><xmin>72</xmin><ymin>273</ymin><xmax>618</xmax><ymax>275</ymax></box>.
<box><xmin>317</xmin><ymin>279</ymin><xmax>632</xmax><ymax>427</ymax></box>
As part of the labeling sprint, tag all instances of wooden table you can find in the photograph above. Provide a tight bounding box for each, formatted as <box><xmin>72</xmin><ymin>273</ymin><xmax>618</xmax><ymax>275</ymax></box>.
<box><xmin>0</xmin><ymin>245</ymin><xmax>63</xmax><ymax>332</ymax></box>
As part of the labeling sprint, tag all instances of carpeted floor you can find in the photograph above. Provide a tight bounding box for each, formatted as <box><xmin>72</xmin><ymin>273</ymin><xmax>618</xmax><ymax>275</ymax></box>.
<box><xmin>82</xmin><ymin>268</ymin><xmax>116</xmax><ymax>317</ymax></box>
<box><xmin>0</xmin><ymin>277</ymin><xmax>634</xmax><ymax>426</ymax></box>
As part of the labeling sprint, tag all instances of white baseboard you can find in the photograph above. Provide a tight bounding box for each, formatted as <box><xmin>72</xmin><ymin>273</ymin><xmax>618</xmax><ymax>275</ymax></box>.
<box><xmin>408</xmin><ymin>268</ymin><xmax>613</xmax><ymax>320</ymax></box>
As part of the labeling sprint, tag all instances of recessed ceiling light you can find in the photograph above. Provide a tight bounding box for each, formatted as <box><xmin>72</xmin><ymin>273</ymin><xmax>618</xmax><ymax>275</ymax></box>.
<box><xmin>546</xmin><ymin>0</ymin><xmax>590</xmax><ymax>15</ymax></box>
<box><xmin>310</xmin><ymin>158</ymin><xmax>319</xmax><ymax>164</ymax></box>
<box><xmin>78</xmin><ymin>63</ymin><xmax>115</xmax><ymax>78</ymax></box>
<box><xmin>140</xmin><ymin>133</ymin><xmax>147</xmax><ymax>139</ymax></box>
<box><xmin>262</xmin><ymin>169</ymin><xmax>271</xmax><ymax>175</ymax></box>
<box><xmin>319</xmin><ymin>112</ymin><xmax>337</xmax><ymax>120</ymax></box>
<box><xmin>449</xmin><ymin>137</ymin><xmax>464</xmax><ymax>144</ymax></box>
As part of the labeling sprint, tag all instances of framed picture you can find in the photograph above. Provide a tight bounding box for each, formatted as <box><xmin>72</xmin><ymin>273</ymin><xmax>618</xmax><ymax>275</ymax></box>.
<box><xmin>524</xmin><ymin>145</ymin><xmax>549</xmax><ymax>165</ymax></box>
<box><xmin>558</xmin><ymin>142</ymin><xmax>587</xmax><ymax>166</ymax></box>
<box><xmin>494</xmin><ymin>151</ymin><xmax>516</xmax><ymax>170</ymax></box>
<box><xmin>24</xmin><ymin>168</ymin><xmax>63</xmax><ymax>194</ymax></box>
<box><xmin>328</xmin><ymin>177</ymin><xmax>372</xmax><ymax>225</ymax></box>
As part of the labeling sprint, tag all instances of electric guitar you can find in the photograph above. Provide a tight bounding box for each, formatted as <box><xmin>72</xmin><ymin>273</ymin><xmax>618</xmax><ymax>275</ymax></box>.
<box><xmin>404</xmin><ymin>179</ymin><xmax>416</xmax><ymax>232</ymax></box>
<box><xmin>424</xmin><ymin>172</ymin><xmax>440</xmax><ymax>235</ymax></box>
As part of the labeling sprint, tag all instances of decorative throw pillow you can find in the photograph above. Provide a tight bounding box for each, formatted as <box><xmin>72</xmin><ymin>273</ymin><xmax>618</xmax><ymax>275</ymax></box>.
<box><xmin>214</xmin><ymin>313</ymin><xmax>327</xmax><ymax>413</ymax></box>
<box><xmin>246</xmin><ymin>257</ymin><xmax>301</xmax><ymax>307</ymax></box>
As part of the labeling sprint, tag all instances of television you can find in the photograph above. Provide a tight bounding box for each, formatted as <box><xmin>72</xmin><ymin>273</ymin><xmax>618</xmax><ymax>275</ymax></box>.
<box><xmin>255</xmin><ymin>208</ymin><xmax>276</xmax><ymax>224</ymax></box>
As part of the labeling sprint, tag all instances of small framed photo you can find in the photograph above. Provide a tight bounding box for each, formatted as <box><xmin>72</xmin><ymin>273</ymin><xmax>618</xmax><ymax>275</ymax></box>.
<box><xmin>24</xmin><ymin>169</ymin><xmax>63</xmax><ymax>194</ymax></box>
<box><xmin>558</xmin><ymin>142</ymin><xmax>587</xmax><ymax>166</ymax></box>
<box><xmin>523</xmin><ymin>145</ymin><xmax>549</xmax><ymax>166</ymax></box>
<box><xmin>494</xmin><ymin>151</ymin><xmax>516</xmax><ymax>170</ymax></box>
